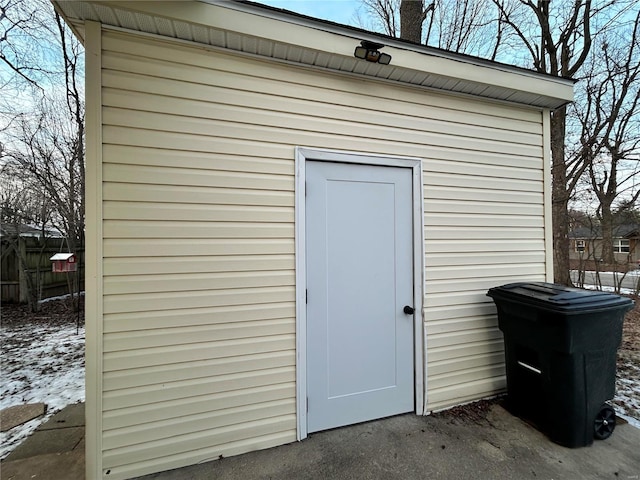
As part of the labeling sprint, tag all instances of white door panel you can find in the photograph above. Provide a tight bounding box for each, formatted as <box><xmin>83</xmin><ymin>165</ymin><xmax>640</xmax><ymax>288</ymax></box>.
<box><xmin>306</xmin><ymin>160</ymin><xmax>414</xmax><ymax>433</ymax></box>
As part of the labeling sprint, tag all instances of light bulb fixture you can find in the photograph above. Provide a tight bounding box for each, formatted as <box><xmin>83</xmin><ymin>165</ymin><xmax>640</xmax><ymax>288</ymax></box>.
<box><xmin>354</xmin><ymin>40</ymin><xmax>391</xmax><ymax>65</ymax></box>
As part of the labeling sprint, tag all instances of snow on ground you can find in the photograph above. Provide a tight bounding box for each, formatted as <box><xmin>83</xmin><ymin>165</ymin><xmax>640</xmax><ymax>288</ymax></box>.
<box><xmin>581</xmin><ymin>282</ymin><xmax>640</xmax><ymax>428</ymax></box>
<box><xmin>582</xmin><ymin>284</ymin><xmax>638</xmax><ymax>295</ymax></box>
<box><xmin>39</xmin><ymin>291</ymin><xmax>85</xmax><ymax>304</ymax></box>
<box><xmin>614</xmin><ymin>353</ymin><xmax>640</xmax><ymax>429</ymax></box>
<box><xmin>0</xmin><ymin>318</ymin><xmax>85</xmax><ymax>459</ymax></box>
<box><xmin>571</xmin><ymin>269</ymin><xmax>640</xmax><ymax>295</ymax></box>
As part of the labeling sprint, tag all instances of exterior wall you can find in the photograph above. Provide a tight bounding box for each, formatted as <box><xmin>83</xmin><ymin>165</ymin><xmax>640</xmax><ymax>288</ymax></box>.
<box><xmin>92</xmin><ymin>28</ymin><xmax>548</xmax><ymax>478</ymax></box>
<box><xmin>570</xmin><ymin>238</ymin><xmax>639</xmax><ymax>266</ymax></box>
<box><xmin>422</xmin><ymin>111</ymin><xmax>547</xmax><ymax>410</ymax></box>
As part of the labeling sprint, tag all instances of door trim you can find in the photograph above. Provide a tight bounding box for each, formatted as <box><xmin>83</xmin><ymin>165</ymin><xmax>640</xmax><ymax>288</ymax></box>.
<box><xmin>294</xmin><ymin>147</ymin><xmax>425</xmax><ymax>440</ymax></box>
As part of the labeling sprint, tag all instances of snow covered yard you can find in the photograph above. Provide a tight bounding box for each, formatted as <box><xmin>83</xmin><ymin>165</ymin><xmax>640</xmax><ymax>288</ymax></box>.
<box><xmin>1</xmin><ymin>297</ymin><xmax>85</xmax><ymax>459</ymax></box>
<box><xmin>615</xmin><ymin>352</ymin><xmax>640</xmax><ymax>427</ymax></box>
<box><xmin>613</xmin><ymin>293</ymin><xmax>640</xmax><ymax>429</ymax></box>
<box><xmin>0</xmin><ymin>292</ymin><xmax>638</xmax><ymax>460</ymax></box>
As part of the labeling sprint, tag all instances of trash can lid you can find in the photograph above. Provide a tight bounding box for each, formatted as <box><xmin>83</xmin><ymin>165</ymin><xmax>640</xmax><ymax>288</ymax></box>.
<box><xmin>487</xmin><ymin>282</ymin><xmax>634</xmax><ymax>313</ymax></box>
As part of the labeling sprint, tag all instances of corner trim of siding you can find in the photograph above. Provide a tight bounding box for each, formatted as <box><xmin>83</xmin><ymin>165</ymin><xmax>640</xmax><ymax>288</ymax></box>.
<box><xmin>294</xmin><ymin>148</ymin><xmax>308</xmax><ymax>441</ymax></box>
<box><xmin>84</xmin><ymin>20</ymin><xmax>104</xmax><ymax>480</ymax></box>
<box><xmin>294</xmin><ymin>147</ymin><xmax>426</xmax><ymax>440</ymax></box>
<box><xmin>542</xmin><ymin>110</ymin><xmax>554</xmax><ymax>281</ymax></box>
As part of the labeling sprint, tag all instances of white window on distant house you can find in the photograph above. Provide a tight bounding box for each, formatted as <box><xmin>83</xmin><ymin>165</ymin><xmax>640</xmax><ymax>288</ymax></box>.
<box><xmin>613</xmin><ymin>239</ymin><xmax>630</xmax><ymax>253</ymax></box>
<box><xmin>576</xmin><ymin>240</ymin><xmax>586</xmax><ymax>252</ymax></box>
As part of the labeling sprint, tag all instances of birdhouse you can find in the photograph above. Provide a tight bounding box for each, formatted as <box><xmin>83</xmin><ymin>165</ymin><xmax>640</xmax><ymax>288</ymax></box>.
<box><xmin>50</xmin><ymin>253</ymin><xmax>77</xmax><ymax>273</ymax></box>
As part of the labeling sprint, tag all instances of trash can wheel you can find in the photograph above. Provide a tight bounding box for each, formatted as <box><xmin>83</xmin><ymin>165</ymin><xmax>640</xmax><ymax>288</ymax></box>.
<box><xmin>594</xmin><ymin>404</ymin><xmax>616</xmax><ymax>440</ymax></box>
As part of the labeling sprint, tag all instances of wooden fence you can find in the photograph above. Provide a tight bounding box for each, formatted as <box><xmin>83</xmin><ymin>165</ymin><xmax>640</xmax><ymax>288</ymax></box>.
<box><xmin>1</xmin><ymin>235</ymin><xmax>84</xmax><ymax>303</ymax></box>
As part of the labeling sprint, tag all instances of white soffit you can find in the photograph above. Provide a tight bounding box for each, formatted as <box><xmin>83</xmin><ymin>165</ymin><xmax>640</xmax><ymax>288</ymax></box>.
<box><xmin>54</xmin><ymin>0</ymin><xmax>574</xmax><ymax>109</ymax></box>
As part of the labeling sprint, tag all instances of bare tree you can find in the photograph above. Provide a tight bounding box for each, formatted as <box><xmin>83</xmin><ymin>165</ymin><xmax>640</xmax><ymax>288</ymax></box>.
<box><xmin>0</xmin><ymin>0</ymin><xmax>51</xmax><ymax>88</ymax></box>
<box><xmin>360</xmin><ymin>0</ymin><xmax>401</xmax><ymax>36</ymax></box>
<box><xmin>359</xmin><ymin>0</ymin><xmax>637</xmax><ymax>285</ymax></box>
<box><xmin>0</xmin><ymin>164</ymin><xmax>54</xmax><ymax>311</ymax></box>
<box><xmin>359</xmin><ymin>0</ymin><xmax>501</xmax><ymax>57</ymax></box>
<box><xmin>425</xmin><ymin>0</ymin><xmax>500</xmax><ymax>57</ymax></box>
<box><xmin>0</xmin><ymin>160</ymin><xmax>52</xmax><ymax>227</ymax></box>
<box><xmin>1</xmin><ymin>0</ymin><xmax>84</xmax><ymax>308</ymax></box>
<box><xmin>7</xmin><ymin>99</ymin><xmax>84</xmax><ymax>243</ymax></box>
<box><xmin>2</xmin><ymin>0</ymin><xmax>84</xmax><ymax>243</ymax></box>
<box><xmin>574</xmin><ymin>10</ymin><xmax>640</xmax><ymax>264</ymax></box>
<box><xmin>491</xmin><ymin>0</ymin><xmax>598</xmax><ymax>285</ymax></box>
<box><xmin>400</xmin><ymin>0</ymin><xmax>433</xmax><ymax>43</ymax></box>
<box><xmin>54</xmin><ymin>9</ymin><xmax>85</xmax><ymax>254</ymax></box>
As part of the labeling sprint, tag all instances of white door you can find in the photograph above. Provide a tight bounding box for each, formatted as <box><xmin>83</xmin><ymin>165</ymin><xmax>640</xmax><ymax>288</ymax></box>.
<box><xmin>306</xmin><ymin>160</ymin><xmax>414</xmax><ymax>433</ymax></box>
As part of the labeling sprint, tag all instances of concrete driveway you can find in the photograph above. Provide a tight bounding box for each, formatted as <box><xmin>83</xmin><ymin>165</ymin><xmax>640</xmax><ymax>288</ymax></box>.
<box><xmin>136</xmin><ymin>402</ymin><xmax>640</xmax><ymax>480</ymax></box>
<box><xmin>3</xmin><ymin>401</ymin><xmax>639</xmax><ymax>480</ymax></box>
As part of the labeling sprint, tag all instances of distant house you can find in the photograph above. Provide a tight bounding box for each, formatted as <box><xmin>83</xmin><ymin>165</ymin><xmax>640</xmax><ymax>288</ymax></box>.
<box><xmin>0</xmin><ymin>223</ymin><xmax>63</xmax><ymax>239</ymax></box>
<box><xmin>569</xmin><ymin>224</ymin><xmax>640</xmax><ymax>266</ymax></box>
<box><xmin>55</xmin><ymin>1</ymin><xmax>574</xmax><ymax>479</ymax></box>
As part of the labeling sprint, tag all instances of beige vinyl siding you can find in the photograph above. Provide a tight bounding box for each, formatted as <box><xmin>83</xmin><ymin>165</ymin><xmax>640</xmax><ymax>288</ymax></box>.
<box><xmin>423</xmin><ymin>150</ymin><xmax>546</xmax><ymax>410</ymax></box>
<box><xmin>98</xmin><ymin>28</ymin><xmax>546</xmax><ymax>478</ymax></box>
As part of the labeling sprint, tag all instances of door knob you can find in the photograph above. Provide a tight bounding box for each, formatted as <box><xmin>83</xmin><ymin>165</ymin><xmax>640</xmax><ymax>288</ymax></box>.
<box><xmin>403</xmin><ymin>305</ymin><xmax>415</xmax><ymax>315</ymax></box>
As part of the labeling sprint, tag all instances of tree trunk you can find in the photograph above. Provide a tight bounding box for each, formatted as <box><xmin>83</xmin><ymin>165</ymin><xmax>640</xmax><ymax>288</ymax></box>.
<box><xmin>400</xmin><ymin>0</ymin><xmax>425</xmax><ymax>43</ymax></box>
<box><xmin>599</xmin><ymin>201</ymin><xmax>615</xmax><ymax>265</ymax></box>
<box><xmin>551</xmin><ymin>106</ymin><xmax>572</xmax><ymax>285</ymax></box>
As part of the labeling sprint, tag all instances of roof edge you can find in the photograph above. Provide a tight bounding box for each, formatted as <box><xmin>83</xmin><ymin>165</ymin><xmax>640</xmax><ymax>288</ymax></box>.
<box><xmin>222</xmin><ymin>0</ymin><xmax>576</xmax><ymax>87</ymax></box>
<box><xmin>53</xmin><ymin>0</ymin><xmax>574</xmax><ymax>108</ymax></box>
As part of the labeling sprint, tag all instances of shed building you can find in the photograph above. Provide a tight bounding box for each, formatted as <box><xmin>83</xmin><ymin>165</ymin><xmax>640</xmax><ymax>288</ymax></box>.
<box><xmin>55</xmin><ymin>1</ymin><xmax>574</xmax><ymax>478</ymax></box>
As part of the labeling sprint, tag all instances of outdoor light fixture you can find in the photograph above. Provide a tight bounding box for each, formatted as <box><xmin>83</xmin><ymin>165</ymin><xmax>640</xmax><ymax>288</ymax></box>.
<box><xmin>354</xmin><ymin>40</ymin><xmax>392</xmax><ymax>65</ymax></box>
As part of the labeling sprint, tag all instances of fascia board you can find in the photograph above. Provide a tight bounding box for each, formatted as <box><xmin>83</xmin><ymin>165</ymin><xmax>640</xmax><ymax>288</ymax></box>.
<box><xmin>59</xmin><ymin>0</ymin><xmax>575</xmax><ymax>105</ymax></box>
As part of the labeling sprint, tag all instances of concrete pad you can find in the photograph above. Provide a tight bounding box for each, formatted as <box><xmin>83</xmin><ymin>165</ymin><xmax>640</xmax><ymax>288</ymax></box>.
<box><xmin>4</xmin><ymin>427</ymin><xmax>84</xmax><ymax>461</ymax></box>
<box><xmin>0</xmin><ymin>404</ymin><xmax>46</xmax><ymax>432</ymax></box>
<box><xmin>135</xmin><ymin>404</ymin><xmax>640</xmax><ymax>480</ymax></box>
<box><xmin>39</xmin><ymin>403</ymin><xmax>85</xmax><ymax>430</ymax></box>
<box><xmin>73</xmin><ymin>436</ymin><xmax>85</xmax><ymax>453</ymax></box>
<box><xmin>0</xmin><ymin>450</ymin><xmax>84</xmax><ymax>480</ymax></box>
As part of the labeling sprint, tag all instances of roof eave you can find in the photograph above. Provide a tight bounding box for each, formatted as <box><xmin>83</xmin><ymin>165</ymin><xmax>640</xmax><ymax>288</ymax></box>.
<box><xmin>53</xmin><ymin>0</ymin><xmax>574</xmax><ymax>109</ymax></box>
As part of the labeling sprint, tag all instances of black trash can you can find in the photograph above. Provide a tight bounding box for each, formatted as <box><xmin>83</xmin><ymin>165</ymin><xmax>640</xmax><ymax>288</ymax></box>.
<box><xmin>487</xmin><ymin>282</ymin><xmax>634</xmax><ymax>448</ymax></box>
